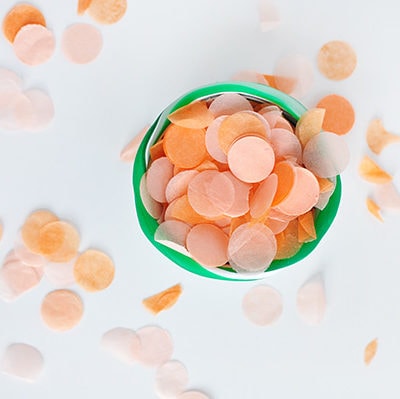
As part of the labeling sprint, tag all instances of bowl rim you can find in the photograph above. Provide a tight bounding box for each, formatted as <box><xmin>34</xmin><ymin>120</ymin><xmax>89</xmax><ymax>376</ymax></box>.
<box><xmin>132</xmin><ymin>81</ymin><xmax>342</xmax><ymax>281</ymax></box>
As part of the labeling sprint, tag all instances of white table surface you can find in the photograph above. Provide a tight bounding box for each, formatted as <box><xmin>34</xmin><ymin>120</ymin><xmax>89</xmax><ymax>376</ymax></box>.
<box><xmin>1</xmin><ymin>0</ymin><xmax>400</xmax><ymax>397</ymax></box>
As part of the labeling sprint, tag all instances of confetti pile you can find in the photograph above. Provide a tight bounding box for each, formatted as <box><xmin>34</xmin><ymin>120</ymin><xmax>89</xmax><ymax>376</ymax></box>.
<box><xmin>139</xmin><ymin>94</ymin><xmax>349</xmax><ymax>274</ymax></box>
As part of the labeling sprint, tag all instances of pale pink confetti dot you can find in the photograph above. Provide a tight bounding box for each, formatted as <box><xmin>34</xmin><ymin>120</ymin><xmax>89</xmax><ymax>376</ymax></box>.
<box><xmin>374</xmin><ymin>182</ymin><xmax>400</xmax><ymax>212</ymax></box>
<box><xmin>178</xmin><ymin>391</ymin><xmax>209</xmax><ymax>399</ymax></box>
<box><xmin>231</xmin><ymin>70</ymin><xmax>269</xmax><ymax>85</ymax></box>
<box><xmin>303</xmin><ymin>131</ymin><xmax>350</xmax><ymax>178</ymax></box>
<box><xmin>14</xmin><ymin>233</ymin><xmax>47</xmax><ymax>268</ymax></box>
<box><xmin>140</xmin><ymin>174</ymin><xmax>164</xmax><ymax>219</ymax></box>
<box><xmin>227</xmin><ymin>136</ymin><xmax>275</xmax><ymax>183</ymax></box>
<box><xmin>242</xmin><ymin>110</ymin><xmax>272</xmax><ymax>139</ymax></box>
<box><xmin>228</xmin><ymin>222</ymin><xmax>277</xmax><ymax>273</ymax></box>
<box><xmin>249</xmin><ymin>173</ymin><xmax>278</xmax><ymax>219</ymax></box>
<box><xmin>260</xmin><ymin>109</ymin><xmax>281</xmax><ymax>129</ymax></box>
<box><xmin>273</xmin><ymin>55</ymin><xmax>314</xmax><ymax>98</ymax></box>
<box><xmin>155</xmin><ymin>360</ymin><xmax>189</xmax><ymax>399</ymax></box>
<box><xmin>165</xmin><ymin>170</ymin><xmax>199</xmax><ymax>203</ymax></box>
<box><xmin>1</xmin><ymin>343</ymin><xmax>44</xmax><ymax>383</ymax></box>
<box><xmin>258</xmin><ymin>0</ymin><xmax>280</xmax><ymax>32</ymax></box>
<box><xmin>205</xmin><ymin>116</ymin><xmax>228</xmax><ymax>163</ymax></box>
<box><xmin>0</xmin><ymin>251</ymin><xmax>43</xmax><ymax>302</ymax></box>
<box><xmin>13</xmin><ymin>24</ymin><xmax>55</xmax><ymax>66</ymax></box>
<box><xmin>131</xmin><ymin>326</ymin><xmax>174</xmax><ymax>368</ymax></box>
<box><xmin>24</xmin><ymin>89</ymin><xmax>55</xmax><ymax>131</ymax></box>
<box><xmin>44</xmin><ymin>258</ymin><xmax>76</xmax><ymax>287</ymax></box>
<box><xmin>186</xmin><ymin>224</ymin><xmax>229</xmax><ymax>267</ymax></box>
<box><xmin>296</xmin><ymin>274</ymin><xmax>326</xmax><ymax>326</ymax></box>
<box><xmin>100</xmin><ymin>327</ymin><xmax>139</xmax><ymax>365</ymax></box>
<box><xmin>222</xmin><ymin>171</ymin><xmax>251</xmax><ymax>217</ymax></box>
<box><xmin>0</xmin><ymin>79</ymin><xmax>21</xmax><ymax>112</ymax></box>
<box><xmin>209</xmin><ymin>93</ymin><xmax>253</xmax><ymax>117</ymax></box>
<box><xmin>147</xmin><ymin>157</ymin><xmax>174</xmax><ymax>203</ymax></box>
<box><xmin>277</xmin><ymin>167</ymin><xmax>320</xmax><ymax>216</ymax></box>
<box><xmin>187</xmin><ymin>170</ymin><xmax>235</xmax><ymax>218</ymax></box>
<box><xmin>242</xmin><ymin>285</ymin><xmax>283</xmax><ymax>326</ymax></box>
<box><xmin>62</xmin><ymin>23</ymin><xmax>103</xmax><ymax>64</ymax></box>
<box><xmin>154</xmin><ymin>220</ymin><xmax>191</xmax><ymax>256</ymax></box>
<box><xmin>120</xmin><ymin>125</ymin><xmax>149</xmax><ymax>163</ymax></box>
<box><xmin>0</xmin><ymin>68</ymin><xmax>23</xmax><ymax>88</ymax></box>
<box><xmin>0</xmin><ymin>92</ymin><xmax>35</xmax><ymax>131</ymax></box>
<box><xmin>270</xmin><ymin>128</ymin><xmax>302</xmax><ymax>163</ymax></box>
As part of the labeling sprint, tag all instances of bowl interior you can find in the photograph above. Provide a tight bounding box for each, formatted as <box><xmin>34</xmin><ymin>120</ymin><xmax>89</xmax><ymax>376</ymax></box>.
<box><xmin>133</xmin><ymin>82</ymin><xmax>342</xmax><ymax>281</ymax></box>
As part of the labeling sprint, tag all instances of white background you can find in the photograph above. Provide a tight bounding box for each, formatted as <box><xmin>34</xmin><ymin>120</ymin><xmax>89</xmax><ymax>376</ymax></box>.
<box><xmin>0</xmin><ymin>0</ymin><xmax>400</xmax><ymax>397</ymax></box>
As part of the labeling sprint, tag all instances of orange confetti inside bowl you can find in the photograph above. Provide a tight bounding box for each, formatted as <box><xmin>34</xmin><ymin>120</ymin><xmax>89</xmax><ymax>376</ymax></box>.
<box><xmin>133</xmin><ymin>82</ymin><xmax>342</xmax><ymax>281</ymax></box>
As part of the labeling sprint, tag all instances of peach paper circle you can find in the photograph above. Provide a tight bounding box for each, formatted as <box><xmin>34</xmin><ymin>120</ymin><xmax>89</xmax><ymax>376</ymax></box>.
<box><xmin>227</xmin><ymin>136</ymin><xmax>275</xmax><ymax>183</ymax></box>
<box><xmin>242</xmin><ymin>285</ymin><xmax>283</xmax><ymax>326</ymax></box>
<box><xmin>13</xmin><ymin>24</ymin><xmax>55</xmax><ymax>66</ymax></box>
<box><xmin>62</xmin><ymin>23</ymin><xmax>103</xmax><ymax>64</ymax></box>
<box><xmin>41</xmin><ymin>289</ymin><xmax>83</xmax><ymax>331</ymax></box>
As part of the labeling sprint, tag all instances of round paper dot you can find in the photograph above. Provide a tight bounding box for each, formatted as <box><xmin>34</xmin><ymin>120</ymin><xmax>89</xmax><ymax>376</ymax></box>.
<box><xmin>88</xmin><ymin>0</ymin><xmax>127</xmax><ymax>24</ymax></box>
<box><xmin>242</xmin><ymin>285</ymin><xmax>283</xmax><ymax>326</ymax></box>
<box><xmin>227</xmin><ymin>136</ymin><xmax>275</xmax><ymax>183</ymax></box>
<box><xmin>24</xmin><ymin>89</ymin><xmax>55</xmax><ymax>131</ymax></box>
<box><xmin>13</xmin><ymin>24</ymin><xmax>55</xmax><ymax>66</ymax></box>
<box><xmin>178</xmin><ymin>391</ymin><xmax>209</xmax><ymax>399</ymax></box>
<box><xmin>2</xmin><ymin>4</ymin><xmax>46</xmax><ymax>43</ymax></box>
<box><xmin>74</xmin><ymin>249</ymin><xmax>114</xmax><ymax>292</ymax></box>
<box><xmin>303</xmin><ymin>131</ymin><xmax>350</xmax><ymax>178</ymax></box>
<box><xmin>209</xmin><ymin>93</ymin><xmax>253</xmax><ymax>117</ymax></box>
<box><xmin>228</xmin><ymin>222</ymin><xmax>277</xmax><ymax>273</ymax></box>
<box><xmin>100</xmin><ymin>327</ymin><xmax>139</xmax><ymax>365</ymax></box>
<box><xmin>146</xmin><ymin>157</ymin><xmax>174</xmax><ymax>203</ymax></box>
<box><xmin>131</xmin><ymin>326</ymin><xmax>173</xmax><ymax>368</ymax></box>
<box><xmin>318</xmin><ymin>40</ymin><xmax>357</xmax><ymax>80</ymax></box>
<box><xmin>186</xmin><ymin>224</ymin><xmax>229</xmax><ymax>267</ymax></box>
<box><xmin>155</xmin><ymin>360</ymin><xmax>189</xmax><ymax>399</ymax></box>
<box><xmin>1</xmin><ymin>343</ymin><xmax>44</xmax><ymax>382</ymax></box>
<box><xmin>41</xmin><ymin>289</ymin><xmax>83</xmax><ymax>331</ymax></box>
<box><xmin>62</xmin><ymin>23</ymin><xmax>103</xmax><ymax>64</ymax></box>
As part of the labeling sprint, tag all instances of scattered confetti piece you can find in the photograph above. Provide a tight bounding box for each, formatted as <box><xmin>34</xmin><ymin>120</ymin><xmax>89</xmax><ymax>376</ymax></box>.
<box><xmin>0</xmin><ymin>343</ymin><xmax>44</xmax><ymax>382</ymax></box>
<box><xmin>120</xmin><ymin>125</ymin><xmax>149</xmax><ymax>162</ymax></box>
<box><xmin>242</xmin><ymin>285</ymin><xmax>282</xmax><ymax>326</ymax></box>
<box><xmin>14</xmin><ymin>233</ymin><xmax>47</xmax><ymax>268</ymax></box>
<box><xmin>44</xmin><ymin>258</ymin><xmax>76</xmax><ymax>287</ymax></box>
<box><xmin>358</xmin><ymin>155</ymin><xmax>392</xmax><ymax>184</ymax></box>
<box><xmin>155</xmin><ymin>360</ymin><xmax>189</xmax><ymax>399</ymax></box>
<box><xmin>38</xmin><ymin>221</ymin><xmax>80</xmax><ymax>262</ymax></box>
<box><xmin>2</xmin><ymin>4</ymin><xmax>46</xmax><ymax>43</ymax></box>
<box><xmin>131</xmin><ymin>325</ymin><xmax>174</xmax><ymax>368</ymax></box>
<box><xmin>73</xmin><ymin>249</ymin><xmax>115</xmax><ymax>292</ymax></box>
<box><xmin>296</xmin><ymin>274</ymin><xmax>326</xmax><ymax>325</ymax></box>
<box><xmin>364</xmin><ymin>338</ymin><xmax>378</xmax><ymax>365</ymax></box>
<box><xmin>316</xmin><ymin>94</ymin><xmax>355</xmax><ymax>135</ymax></box>
<box><xmin>40</xmin><ymin>289</ymin><xmax>83</xmax><ymax>331</ymax></box>
<box><xmin>366</xmin><ymin>119</ymin><xmax>400</xmax><ymax>155</ymax></box>
<box><xmin>13</xmin><ymin>24</ymin><xmax>55</xmax><ymax>66</ymax></box>
<box><xmin>318</xmin><ymin>40</ymin><xmax>357</xmax><ymax>81</ymax></box>
<box><xmin>0</xmin><ymin>251</ymin><xmax>43</xmax><ymax>302</ymax></box>
<box><xmin>62</xmin><ymin>23</ymin><xmax>103</xmax><ymax>64</ymax></box>
<box><xmin>366</xmin><ymin>198</ymin><xmax>383</xmax><ymax>222</ymax></box>
<box><xmin>100</xmin><ymin>327</ymin><xmax>139</xmax><ymax>365</ymax></box>
<box><xmin>24</xmin><ymin>89</ymin><xmax>55</xmax><ymax>131</ymax></box>
<box><xmin>258</xmin><ymin>0</ymin><xmax>280</xmax><ymax>32</ymax></box>
<box><xmin>142</xmin><ymin>284</ymin><xmax>183</xmax><ymax>315</ymax></box>
<box><xmin>87</xmin><ymin>0</ymin><xmax>127</xmax><ymax>25</ymax></box>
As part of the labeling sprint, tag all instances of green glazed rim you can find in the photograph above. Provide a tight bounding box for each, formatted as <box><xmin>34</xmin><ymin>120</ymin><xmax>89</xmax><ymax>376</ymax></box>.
<box><xmin>132</xmin><ymin>82</ymin><xmax>342</xmax><ymax>281</ymax></box>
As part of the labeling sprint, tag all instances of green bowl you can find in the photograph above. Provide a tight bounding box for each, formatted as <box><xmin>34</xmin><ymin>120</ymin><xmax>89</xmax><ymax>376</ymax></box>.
<box><xmin>133</xmin><ymin>82</ymin><xmax>341</xmax><ymax>281</ymax></box>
